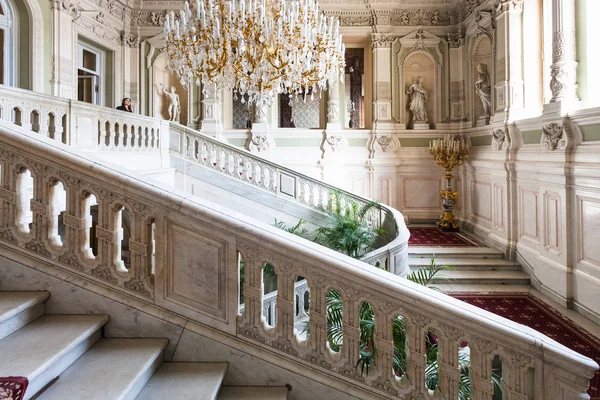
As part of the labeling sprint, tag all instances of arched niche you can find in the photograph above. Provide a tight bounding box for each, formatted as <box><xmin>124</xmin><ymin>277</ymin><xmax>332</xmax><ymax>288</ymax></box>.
<box><xmin>471</xmin><ymin>35</ymin><xmax>493</xmax><ymax>125</ymax></box>
<box><xmin>402</xmin><ymin>51</ymin><xmax>437</xmax><ymax>129</ymax></box>
<box><xmin>151</xmin><ymin>51</ymin><xmax>189</xmax><ymax>125</ymax></box>
<box><xmin>395</xmin><ymin>29</ymin><xmax>443</xmax><ymax>129</ymax></box>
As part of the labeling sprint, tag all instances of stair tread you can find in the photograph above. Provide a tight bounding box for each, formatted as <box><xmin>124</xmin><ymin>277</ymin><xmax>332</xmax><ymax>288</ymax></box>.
<box><xmin>136</xmin><ymin>362</ymin><xmax>228</xmax><ymax>400</ymax></box>
<box><xmin>0</xmin><ymin>291</ymin><xmax>49</xmax><ymax>323</ymax></box>
<box><xmin>0</xmin><ymin>314</ymin><xmax>108</xmax><ymax>380</ymax></box>
<box><xmin>408</xmin><ymin>258</ymin><xmax>520</xmax><ymax>266</ymax></box>
<box><xmin>408</xmin><ymin>247</ymin><xmax>504</xmax><ymax>255</ymax></box>
<box><xmin>218</xmin><ymin>386</ymin><xmax>288</xmax><ymax>400</ymax></box>
<box><xmin>38</xmin><ymin>338</ymin><xmax>168</xmax><ymax>400</ymax></box>
<box><xmin>435</xmin><ymin>270</ymin><xmax>530</xmax><ymax>278</ymax></box>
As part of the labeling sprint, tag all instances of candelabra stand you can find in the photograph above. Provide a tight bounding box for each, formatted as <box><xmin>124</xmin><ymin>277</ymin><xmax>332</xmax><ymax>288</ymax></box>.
<box><xmin>429</xmin><ymin>135</ymin><xmax>469</xmax><ymax>232</ymax></box>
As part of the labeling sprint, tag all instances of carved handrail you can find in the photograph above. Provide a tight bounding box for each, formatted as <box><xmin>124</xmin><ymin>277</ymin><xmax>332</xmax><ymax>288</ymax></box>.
<box><xmin>170</xmin><ymin>124</ymin><xmax>410</xmax><ymax>274</ymax></box>
<box><xmin>0</xmin><ymin>121</ymin><xmax>596</xmax><ymax>400</ymax></box>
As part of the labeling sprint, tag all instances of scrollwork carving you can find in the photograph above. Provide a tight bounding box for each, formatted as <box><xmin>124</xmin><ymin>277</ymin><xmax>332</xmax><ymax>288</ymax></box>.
<box><xmin>58</xmin><ymin>252</ymin><xmax>84</xmax><ymax>271</ymax></box>
<box><xmin>124</xmin><ymin>279</ymin><xmax>153</xmax><ymax>298</ymax></box>
<box><xmin>542</xmin><ymin>123</ymin><xmax>568</xmax><ymax>151</ymax></box>
<box><xmin>24</xmin><ymin>239</ymin><xmax>51</xmax><ymax>258</ymax></box>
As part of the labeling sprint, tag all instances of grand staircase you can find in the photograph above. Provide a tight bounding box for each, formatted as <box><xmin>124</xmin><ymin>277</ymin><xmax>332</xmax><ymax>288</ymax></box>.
<box><xmin>0</xmin><ymin>86</ymin><xmax>597</xmax><ymax>400</ymax></box>
<box><xmin>409</xmin><ymin>245</ymin><xmax>530</xmax><ymax>287</ymax></box>
<box><xmin>0</xmin><ymin>292</ymin><xmax>288</xmax><ymax>400</ymax></box>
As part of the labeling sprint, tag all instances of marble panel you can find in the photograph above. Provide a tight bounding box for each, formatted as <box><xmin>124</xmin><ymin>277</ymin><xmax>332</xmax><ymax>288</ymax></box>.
<box><xmin>165</xmin><ymin>221</ymin><xmax>228</xmax><ymax>321</ymax></box>
<box><xmin>544</xmin><ymin>192</ymin><xmax>561</xmax><ymax>253</ymax></box>
<box><xmin>493</xmin><ymin>184</ymin><xmax>505</xmax><ymax>230</ymax></box>
<box><xmin>470</xmin><ymin>180</ymin><xmax>492</xmax><ymax>222</ymax></box>
<box><xmin>402</xmin><ymin>177</ymin><xmax>440</xmax><ymax>210</ymax></box>
<box><xmin>520</xmin><ymin>188</ymin><xmax>540</xmax><ymax>242</ymax></box>
<box><xmin>579</xmin><ymin>196</ymin><xmax>600</xmax><ymax>268</ymax></box>
<box><xmin>377</xmin><ymin>176</ymin><xmax>392</xmax><ymax>205</ymax></box>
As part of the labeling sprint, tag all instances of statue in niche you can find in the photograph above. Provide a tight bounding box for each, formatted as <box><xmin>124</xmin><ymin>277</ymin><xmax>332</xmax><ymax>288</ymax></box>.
<box><xmin>158</xmin><ymin>83</ymin><xmax>180</xmax><ymax>122</ymax></box>
<box><xmin>406</xmin><ymin>77</ymin><xmax>429</xmax><ymax>123</ymax></box>
<box><xmin>475</xmin><ymin>63</ymin><xmax>492</xmax><ymax>118</ymax></box>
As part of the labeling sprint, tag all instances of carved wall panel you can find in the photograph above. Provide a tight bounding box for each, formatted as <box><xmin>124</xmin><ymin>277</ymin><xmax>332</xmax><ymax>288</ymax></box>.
<box><xmin>469</xmin><ymin>180</ymin><xmax>492</xmax><ymax>223</ymax></box>
<box><xmin>578</xmin><ymin>196</ymin><xmax>600</xmax><ymax>268</ymax></box>
<box><xmin>543</xmin><ymin>192</ymin><xmax>562</xmax><ymax>254</ymax></box>
<box><xmin>163</xmin><ymin>220</ymin><xmax>231</xmax><ymax>324</ymax></box>
<box><xmin>520</xmin><ymin>188</ymin><xmax>540</xmax><ymax>243</ymax></box>
<box><xmin>401</xmin><ymin>177</ymin><xmax>441</xmax><ymax>211</ymax></box>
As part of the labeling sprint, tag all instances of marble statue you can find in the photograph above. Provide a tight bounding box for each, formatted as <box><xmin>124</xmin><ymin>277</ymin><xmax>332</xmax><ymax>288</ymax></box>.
<box><xmin>406</xmin><ymin>77</ymin><xmax>429</xmax><ymax>123</ymax></box>
<box><xmin>475</xmin><ymin>63</ymin><xmax>492</xmax><ymax>117</ymax></box>
<box><xmin>159</xmin><ymin>84</ymin><xmax>180</xmax><ymax>122</ymax></box>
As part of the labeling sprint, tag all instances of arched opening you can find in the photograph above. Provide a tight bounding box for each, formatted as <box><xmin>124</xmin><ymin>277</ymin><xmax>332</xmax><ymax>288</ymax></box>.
<box><xmin>0</xmin><ymin>0</ymin><xmax>15</xmax><ymax>86</ymax></box>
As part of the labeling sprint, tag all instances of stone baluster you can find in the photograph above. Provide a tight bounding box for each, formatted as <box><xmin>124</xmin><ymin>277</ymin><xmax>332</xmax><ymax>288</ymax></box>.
<box><xmin>341</xmin><ymin>294</ymin><xmax>363</xmax><ymax>382</ymax></box>
<box><xmin>90</xmin><ymin>201</ymin><xmax>121</xmax><ymax>284</ymax></box>
<box><xmin>372</xmin><ymin>309</ymin><xmax>397</xmax><ymax>395</ymax></box>
<box><xmin>24</xmin><ymin>170</ymin><xmax>51</xmax><ymax>258</ymax></box>
<box><xmin>0</xmin><ymin>163</ymin><xmax>18</xmax><ymax>244</ymax></box>
<box><xmin>125</xmin><ymin>210</ymin><xmax>153</xmax><ymax>298</ymax></box>
<box><xmin>273</xmin><ymin>269</ymin><xmax>299</xmax><ymax>355</ymax></box>
<box><xmin>469</xmin><ymin>337</ymin><xmax>496</xmax><ymax>400</ymax></box>
<box><xmin>437</xmin><ymin>333</ymin><xmax>461</xmax><ymax>400</ymax></box>
<box><xmin>108</xmin><ymin>123</ymin><xmax>116</xmax><ymax>149</ymax></box>
<box><xmin>549</xmin><ymin>0</ymin><xmax>578</xmax><ymax>108</ymax></box>
<box><xmin>38</xmin><ymin>113</ymin><xmax>49</xmax><ymax>138</ymax></box>
<box><xmin>503</xmin><ymin>352</ymin><xmax>531</xmax><ymax>400</ymax></box>
<box><xmin>405</xmin><ymin>312</ymin><xmax>428</xmax><ymax>395</ymax></box>
<box><xmin>98</xmin><ymin>121</ymin><xmax>107</xmax><ymax>148</ymax></box>
<box><xmin>57</xmin><ymin>183</ymin><xmax>88</xmax><ymax>270</ymax></box>
<box><xmin>237</xmin><ymin>245</ymin><xmax>265</xmax><ymax>340</ymax></box>
<box><xmin>122</xmin><ymin>125</ymin><xmax>128</xmax><ymax>148</ymax></box>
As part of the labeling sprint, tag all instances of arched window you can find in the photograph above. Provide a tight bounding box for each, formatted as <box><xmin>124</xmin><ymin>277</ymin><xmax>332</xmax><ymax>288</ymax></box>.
<box><xmin>0</xmin><ymin>0</ymin><xmax>16</xmax><ymax>86</ymax></box>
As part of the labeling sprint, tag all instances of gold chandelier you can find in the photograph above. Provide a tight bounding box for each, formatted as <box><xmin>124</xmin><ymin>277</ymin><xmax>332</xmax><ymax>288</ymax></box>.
<box><xmin>164</xmin><ymin>0</ymin><xmax>346</xmax><ymax>107</ymax></box>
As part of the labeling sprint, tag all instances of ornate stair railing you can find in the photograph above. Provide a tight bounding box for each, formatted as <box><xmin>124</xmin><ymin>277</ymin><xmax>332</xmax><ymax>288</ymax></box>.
<box><xmin>170</xmin><ymin>124</ymin><xmax>410</xmax><ymax>275</ymax></box>
<box><xmin>0</xmin><ymin>120</ymin><xmax>596</xmax><ymax>400</ymax></box>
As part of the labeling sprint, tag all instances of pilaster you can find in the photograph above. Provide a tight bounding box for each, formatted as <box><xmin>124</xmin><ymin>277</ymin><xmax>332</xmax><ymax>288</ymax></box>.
<box><xmin>51</xmin><ymin>0</ymin><xmax>76</xmax><ymax>99</ymax></box>
<box><xmin>493</xmin><ymin>0</ymin><xmax>525</xmax><ymax>123</ymax></box>
<box><xmin>201</xmin><ymin>84</ymin><xmax>224</xmax><ymax>139</ymax></box>
<box><xmin>546</xmin><ymin>0</ymin><xmax>580</xmax><ymax>115</ymax></box>
<box><xmin>371</xmin><ymin>33</ymin><xmax>395</xmax><ymax>133</ymax></box>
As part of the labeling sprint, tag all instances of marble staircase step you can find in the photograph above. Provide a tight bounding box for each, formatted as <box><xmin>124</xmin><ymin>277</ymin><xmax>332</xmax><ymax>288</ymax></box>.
<box><xmin>409</xmin><ymin>257</ymin><xmax>522</xmax><ymax>271</ymax></box>
<box><xmin>135</xmin><ymin>362</ymin><xmax>228</xmax><ymax>400</ymax></box>
<box><xmin>0</xmin><ymin>314</ymin><xmax>108</xmax><ymax>399</ymax></box>
<box><xmin>218</xmin><ymin>386</ymin><xmax>289</xmax><ymax>400</ymax></box>
<box><xmin>0</xmin><ymin>291</ymin><xmax>49</xmax><ymax>341</ymax></box>
<box><xmin>38</xmin><ymin>338</ymin><xmax>168</xmax><ymax>400</ymax></box>
<box><xmin>429</xmin><ymin>270</ymin><xmax>531</xmax><ymax>285</ymax></box>
<box><xmin>408</xmin><ymin>247</ymin><xmax>505</xmax><ymax>259</ymax></box>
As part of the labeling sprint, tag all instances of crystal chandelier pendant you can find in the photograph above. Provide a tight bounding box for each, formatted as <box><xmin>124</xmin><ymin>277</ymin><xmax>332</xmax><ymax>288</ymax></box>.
<box><xmin>164</xmin><ymin>0</ymin><xmax>345</xmax><ymax>107</ymax></box>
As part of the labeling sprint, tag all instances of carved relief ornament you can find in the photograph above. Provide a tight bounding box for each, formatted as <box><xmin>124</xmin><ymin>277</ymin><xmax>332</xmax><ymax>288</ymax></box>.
<box><xmin>542</xmin><ymin>122</ymin><xmax>570</xmax><ymax>151</ymax></box>
<box><xmin>371</xmin><ymin>33</ymin><xmax>395</xmax><ymax>48</ymax></box>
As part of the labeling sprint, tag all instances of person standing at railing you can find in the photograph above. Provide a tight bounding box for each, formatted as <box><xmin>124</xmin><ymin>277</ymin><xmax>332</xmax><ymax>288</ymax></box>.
<box><xmin>116</xmin><ymin>98</ymin><xmax>133</xmax><ymax>112</ymax></box>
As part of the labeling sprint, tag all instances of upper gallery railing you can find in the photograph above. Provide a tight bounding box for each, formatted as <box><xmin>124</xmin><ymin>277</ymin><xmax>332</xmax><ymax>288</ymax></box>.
<box><xmin>0</xmin><ymin>85</ymin><xmax>164</xmax><ymax>153</ymax></box>
<box><xmin>0</xmin><ymin>120</ymin><xmax>596</xmax><ymax>400</ymax></box>
<box><xmin>170</xmin><ymin>124</ymin><xmax>410</xmax><ymax>275</ymax></box>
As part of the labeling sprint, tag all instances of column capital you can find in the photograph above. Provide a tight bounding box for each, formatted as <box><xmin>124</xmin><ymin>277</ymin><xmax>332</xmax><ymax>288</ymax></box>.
<box><xmin>495</xmin><ymin>0</ymin><xmax>523</xmax><ymax>14</ymax></box>
<box><xmin>371</xmin><ymin>33</ymin><xmax>395</xmax><ymax>49</ymax></box>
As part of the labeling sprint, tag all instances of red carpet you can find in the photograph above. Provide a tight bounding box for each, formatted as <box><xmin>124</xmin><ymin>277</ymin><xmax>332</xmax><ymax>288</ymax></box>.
<box><xmin>450</xmin><ymin>293</ymin><xmax>600</xmax><ymax>399</ymax></box>
<box><xmin>408</xmin><ymin>227</ymin><xmax>482</xmax><ymax>247</ymax></box>
<box><xmin>0</xmin><ymin>377</ymin><xmax>28</xmax><ymax>400</ymax></box>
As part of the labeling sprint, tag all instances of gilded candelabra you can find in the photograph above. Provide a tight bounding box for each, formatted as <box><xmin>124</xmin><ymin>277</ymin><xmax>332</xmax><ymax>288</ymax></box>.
<box><xmin>429</xmin><ymin>135</ymin><xmax>469</xmax><ymax>231</ymax></box>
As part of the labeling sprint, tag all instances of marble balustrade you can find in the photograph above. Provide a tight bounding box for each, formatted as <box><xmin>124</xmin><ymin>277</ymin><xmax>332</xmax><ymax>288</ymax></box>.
<box><xmin>0</xmin><ymin>85</ymin><xmax>163</xmax><ymax>152</ymax></box>
<box><xmin>170</xmin><ymin>124</ymin><xmax>410</xmax><ymax>276</ymax></box>
<box><xmin>0</xmin><ymin>119</ymin><xmax>596</xmax><ymax>400</ymax></box>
